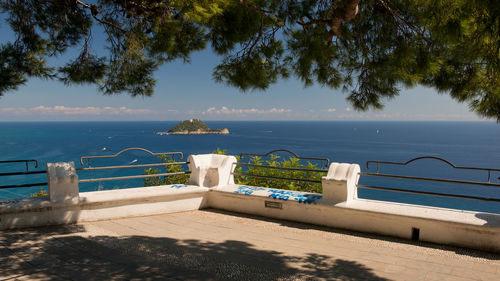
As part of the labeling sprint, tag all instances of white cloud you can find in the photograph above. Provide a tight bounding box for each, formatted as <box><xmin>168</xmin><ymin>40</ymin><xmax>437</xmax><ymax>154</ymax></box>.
<box><xmin>202</xmin><ymin>106</ymin><xmax>292</xmax><ymax>115</ymax></box>
<box><xmin>334</xmin><ymin>111</ymin><xmax>481</xmax><ymax>121</ymax></box>
<box><xmin>327</xmin><ymin>108</ymin><xmax>336</xmax><ymax>112</ymax></box>
<box><xmin>345</xmin><ymin>107</ymin><xmax>351</xmax><ymax>112</ymax></box>
<box><xmin>0</xmin><ymin>106</ymin><xmax>154</xmax><ymax>116</ymax></box>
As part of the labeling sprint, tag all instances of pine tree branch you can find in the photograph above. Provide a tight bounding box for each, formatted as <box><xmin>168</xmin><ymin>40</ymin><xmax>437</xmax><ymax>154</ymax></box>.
<box><xmin>75</xmin><ymin>0</ymin><xmax>125</xmax><ymax>32</ymax></box>
<box><xmin>376</xmin><ymin>0</ymin><xmax>428</xmax><ymax>42</ymax></box>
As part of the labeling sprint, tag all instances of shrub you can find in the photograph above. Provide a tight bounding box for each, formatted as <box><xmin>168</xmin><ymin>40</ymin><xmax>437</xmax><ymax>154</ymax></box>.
<box><xmin>237</xmin><ymin>154</ymin><xmax>323</xmax><ymax>193</ymax></box>
<box><xmin>144</xmin><ymin>149</ymin><xmax>324</xmax><ymax>193</ymax></box>
<box><xmin>143</xmin><ymin>155</ymin><xmax>190</xmax><ymax>186</ymax></box>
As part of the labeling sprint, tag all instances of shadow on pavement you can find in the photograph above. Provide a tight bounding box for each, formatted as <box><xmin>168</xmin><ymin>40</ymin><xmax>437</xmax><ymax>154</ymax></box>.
<box><xmin>205</xmin><ymin>208</ymin><xmax>500</xmax><ymax>260</ymax></box>
<box><xmin>0</xmin><ymin>224</ymin><xmax>390</xmax><ymax>281</ymax></box>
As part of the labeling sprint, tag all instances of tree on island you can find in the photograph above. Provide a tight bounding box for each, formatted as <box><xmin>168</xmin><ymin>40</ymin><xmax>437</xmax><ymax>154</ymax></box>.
<box><xmin>158</xmin><ymin>119</ymin><xmax>229</xmax><ymax>134</ymax></box>
<box><xmin>168</xmin><ymin>119</ymin><xmax>211</xmax><ymax>132</ymax></box>
<box><xmin>0</xmin><ymin>1</ymin><xmax>498</xmax><ymax>119</ymax></box>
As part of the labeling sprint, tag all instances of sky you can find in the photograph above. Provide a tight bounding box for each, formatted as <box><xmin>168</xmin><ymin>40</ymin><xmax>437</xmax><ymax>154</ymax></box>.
<box><xmin>0</xmin><ymin>14</ymin><xmax>485</xmax><ymax>122</ymax></box>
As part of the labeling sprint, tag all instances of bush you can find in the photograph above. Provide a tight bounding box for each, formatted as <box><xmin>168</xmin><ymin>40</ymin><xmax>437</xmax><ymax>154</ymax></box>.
<box><xmin>237</xmin><ymin>154</ymin><xmax>323</xmax><ymax>193</ymax></box>
<box><xmin>144</xmin><ymin>149</ymin><xmax>324</xmax><ymax>193</ymax></box>
<box><xmin>143</xmin><ymin>155</ymin><xmax>190</xmax><ymax>186</ymax></box>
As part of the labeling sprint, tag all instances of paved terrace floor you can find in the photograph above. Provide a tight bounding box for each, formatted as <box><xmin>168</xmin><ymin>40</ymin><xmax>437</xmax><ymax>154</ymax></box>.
<box><xmin>1</xmin><ymin>209</ymin><xmax>499</xmax><ymax>281</ymax></box>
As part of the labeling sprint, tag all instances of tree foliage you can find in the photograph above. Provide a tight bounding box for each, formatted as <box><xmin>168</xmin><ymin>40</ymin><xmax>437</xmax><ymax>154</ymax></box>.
<box><xmin>168</xmin><ymin>119</ymin><xmax>210</xmax><ymax>132</ymax></box>
<box><xmin>0</xmin><ymin>0</ymin><xmax>498</xmax><ymax>119</ymax></box>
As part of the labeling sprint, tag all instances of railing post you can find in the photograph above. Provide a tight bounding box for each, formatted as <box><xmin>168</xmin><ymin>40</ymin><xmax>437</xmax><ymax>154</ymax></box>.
<box><xmin>46</xmin><ymin>162</ymin><xmax>79</xmax><ymax>202</ymax></box>
<box><xmin>321</xmin><ymin>163</ymin><xmax>360</xmax><ymax>203</ymax></box>
<box><xmin>187</xmin><ymin>154</ymin><xmax>237</xmax><ymax>188</ymax></box>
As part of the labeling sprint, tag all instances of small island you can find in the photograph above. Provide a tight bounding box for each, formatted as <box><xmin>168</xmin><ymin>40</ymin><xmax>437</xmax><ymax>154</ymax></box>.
<box><xmin>157</xmin><ymin>119</ymin><xmax>229</xmax><ymax>135</ymax></box>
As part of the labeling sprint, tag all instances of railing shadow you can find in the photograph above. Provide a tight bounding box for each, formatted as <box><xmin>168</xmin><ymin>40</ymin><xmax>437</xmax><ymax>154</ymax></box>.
<box><xmin>1</xmin><ymin>224</ymin><xmax>391</xmax><ymax>281</ymax></box>
<box><xmin>475</xmin><ymin>212</ymin><xmax>500</xmax><ymax>227</ymax></box>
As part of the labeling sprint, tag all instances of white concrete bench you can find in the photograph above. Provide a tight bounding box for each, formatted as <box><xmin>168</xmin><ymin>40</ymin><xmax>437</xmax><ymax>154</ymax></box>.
<box><xmin>216</xmin><ymin>184</ymin><xmax>323</xmax><ymax>204</ymax></box>
<box><xmin>187</xmin><ymin>154</ymin><xmax>237</xmax><ymax>187</ymax></box>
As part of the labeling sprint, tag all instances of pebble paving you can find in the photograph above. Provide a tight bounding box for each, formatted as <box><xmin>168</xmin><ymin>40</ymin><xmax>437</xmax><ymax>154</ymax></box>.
<box><xmin>1</xmin><ymin>209</ymin><xmax>499</xmax><ymax>280</ymax></box>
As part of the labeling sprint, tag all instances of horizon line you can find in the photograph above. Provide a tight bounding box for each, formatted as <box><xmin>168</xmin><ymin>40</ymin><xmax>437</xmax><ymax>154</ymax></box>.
<box><xmin>0</xmin><ymin>119</ymin><xmax>491</xmax><ymax>123</ymax></box>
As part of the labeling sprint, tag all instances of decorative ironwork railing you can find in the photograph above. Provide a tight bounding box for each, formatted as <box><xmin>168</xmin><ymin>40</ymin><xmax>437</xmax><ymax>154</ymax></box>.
<box><xmin>358</xmin><ymin>156</ymin><xmax>500</xmax><ymax>202</ymax></box>
<box><xmin>77</xmin><ymin>147</ymin><xmax>190</xmax><ymax>183</ymax></box>
<box><xmin>0</xmin><ymin>159</ymin><xmax>47</xmax><ymax>189</ymax></box>
<box><xmin>240</xmin><ymin>149</ymin><xmax>330</xmax><ymax>169</ymax></box>
<box><xmin>234</xmin><ymin>149</ymin><xmax>329</xmax><ymax>184</ymax></box>
<box><xmin>2</xmin><ymin>150</ymin><xmax>499</xmax><ymax>204</ymax></box>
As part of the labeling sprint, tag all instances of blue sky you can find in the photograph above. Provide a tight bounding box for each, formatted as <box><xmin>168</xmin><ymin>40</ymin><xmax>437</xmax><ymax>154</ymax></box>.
<box><xmin>0</xmin><ymin>18</ymin><xmax>483</xmax><ymax>122</ymax></box>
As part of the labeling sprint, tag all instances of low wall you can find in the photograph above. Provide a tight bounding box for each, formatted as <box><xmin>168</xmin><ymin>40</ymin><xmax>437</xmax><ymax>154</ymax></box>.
<box><xmin>0</xmin><ymin>154</ymin><xmax>499</xmax><ymax>253</ymax></box>
<box><xmin>0</xmin><ymin>185</ymin><xmax>209</xmax><ymax>230</ymax></box>
<box><xmin>211</xmin><ymin>185</ymin><xmax>500</xmax><ymax>253</ymax></box>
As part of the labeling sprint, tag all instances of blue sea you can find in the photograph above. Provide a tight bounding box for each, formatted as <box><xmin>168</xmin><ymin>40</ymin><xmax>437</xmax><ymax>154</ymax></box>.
<box><xmin>1</xmin><ymin>121</ymin><xmax>499</xmax><ymax>213</ymax></box>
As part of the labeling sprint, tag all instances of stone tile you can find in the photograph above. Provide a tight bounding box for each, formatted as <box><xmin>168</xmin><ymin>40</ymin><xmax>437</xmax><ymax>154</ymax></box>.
<box><xmin>393</xmin><ymin>248</ymin><xmax>431</xmax><ymax>262</ymax></box>
<box><xmin>395</xmin><ymin>258</ymin><xmax>454</xmax><ymax>274</ymax></box>
<box><xmin>451</xmin><ymin>265</ymin><xmax>484</xmax><ymax>280</ymax></box>
<box><xmin>424</xmin><ymin>272</ymin><xmax>474</xmax><ymax>281</ymax></box>
<box><xmin>398</xmin><ymin>268</ymin><xmax>427</xmax><ymax>281</ymax></box>
<box><xmin>1</xmin><ymin>210</ymin><xmax>498</xmax><ymax>281</ymax></box>
<box><xmin>478</xmin><ymin>272</ymin><xmax>500</xmax><ymax>281</ymax></box>
<box><xmin>471</xmin><ymin>261</ymin><xmax>499</xmax><ymax>274</ymax></box>
<box><xmin>425</xmin><ymin>254</ymin><xmax>477</xmax><ymax>268</ymax></box>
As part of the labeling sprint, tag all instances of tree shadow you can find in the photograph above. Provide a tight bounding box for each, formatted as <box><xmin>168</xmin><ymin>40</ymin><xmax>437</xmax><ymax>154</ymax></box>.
<box><xmin>1</xmin><ymin>224</ymin><xmax>391</xmax><ymax>281</ymax></box>
<box><xmin>204</xmin><ymin>209</ymin><xmax>500</xmax><ymax>260</ymax></box>
<box><xmin>291</xmin><ymin>253</ymin><xmax>390</xmax><ymax>281</ymax></box>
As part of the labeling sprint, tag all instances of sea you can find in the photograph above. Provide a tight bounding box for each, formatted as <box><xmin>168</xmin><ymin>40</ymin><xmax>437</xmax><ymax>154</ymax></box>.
<box><xmin>1</xmin><ymin>121</ymin><xmax>499</xmax><ymax>214</ymax></box>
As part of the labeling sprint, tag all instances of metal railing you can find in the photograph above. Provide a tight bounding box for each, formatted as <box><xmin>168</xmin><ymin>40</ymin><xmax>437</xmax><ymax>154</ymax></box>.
<box><xmin>240</xmin><ymin>149</ymin><xmax>330</xmax><ymax>169</ymax></box>
<box><xmin>234</xmin><ymin>149</ymin><xmax>329</xmax><ymax>184</ymax></box>
<box><xmin>77</xmin><ymin>147</ymin><xmax>190</xmax><ymax>183</ymax></box>
<box><xmin>359</xmin><ymin>156</ymin><xmax>500</xmax><ymax>202</ymax></box>
<box><xmin>0</xmin><ymin>159</ymin><xmax>47</xmax><ymax>189</ymax></box>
